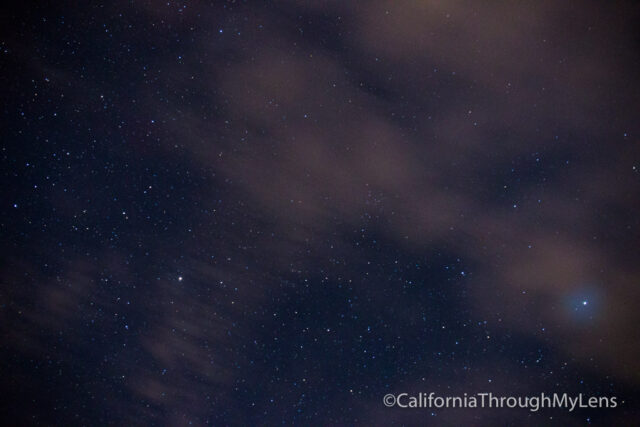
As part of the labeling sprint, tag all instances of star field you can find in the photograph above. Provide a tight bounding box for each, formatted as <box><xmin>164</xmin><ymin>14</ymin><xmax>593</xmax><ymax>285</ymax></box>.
<box><xmin>1</xmin><ymin>1</ymin><xmax>640</xmax><ymax>425</ymax></box>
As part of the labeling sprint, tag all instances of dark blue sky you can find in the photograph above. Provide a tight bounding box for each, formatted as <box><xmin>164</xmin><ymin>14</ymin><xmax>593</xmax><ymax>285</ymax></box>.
<box><xmin>1</xmin><ymin>1</ymin><xmax>639</xmax><ymax>425</ymax></box>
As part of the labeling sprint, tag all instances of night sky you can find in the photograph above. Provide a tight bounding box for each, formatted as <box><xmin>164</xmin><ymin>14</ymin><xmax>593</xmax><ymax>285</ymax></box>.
<box><xmin>2</xmin><ymin>1</ymin><xmax>640</xmax><ymax>425</ymax></box>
